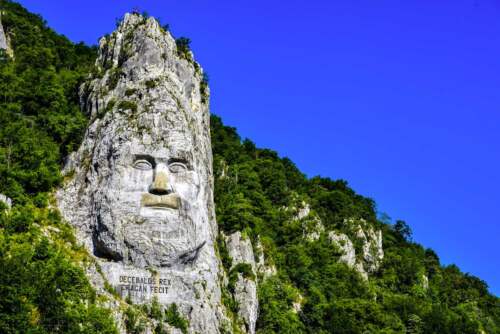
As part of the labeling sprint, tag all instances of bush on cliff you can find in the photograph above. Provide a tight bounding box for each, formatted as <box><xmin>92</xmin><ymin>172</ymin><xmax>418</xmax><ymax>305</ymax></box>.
<box><xmin>0</xmin><ymin>1</ymin><xmax>497</xmax><ymax>333</ymax></box>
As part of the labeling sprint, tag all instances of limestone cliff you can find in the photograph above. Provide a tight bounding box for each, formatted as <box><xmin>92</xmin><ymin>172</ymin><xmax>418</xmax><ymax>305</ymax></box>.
<box><xmin>224</xmin><ymin>232</ymin><xmax>259</xmax><ymax>334</ymax></box>
<box><xmin>0</xmin><ymin>194</ymin><xmax>11</xmax><ymax>209</ymax></box>
<box><xmin>328</xmin><ymin>219</ymin><xmax>384</xmax><ymax>279</ymax></box>
<box><xmin>293</xmin><ymin>200</ymin><xmax>384</xmax><ymax>280</ymax></box>
<box><xmin>57</xmin><ymin>13</ymin><xmax>229</xmax><ymax>333</ymax></box>
<box><xmin>0</xmin><ymin>13</ymin><xmax>8</xmax><ymax>52</ymax></box>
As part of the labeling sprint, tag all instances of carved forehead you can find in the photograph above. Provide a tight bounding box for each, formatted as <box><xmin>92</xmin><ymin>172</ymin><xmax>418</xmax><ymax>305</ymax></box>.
<box><xmin>115</xmin><ymin>134</ymin><xmax>195</xmax><ymax>160</ymax></box>
<box><xmin>135</xmin><ymin>100</ymin><xmax>199</xmax><ymax>147</ymax></box>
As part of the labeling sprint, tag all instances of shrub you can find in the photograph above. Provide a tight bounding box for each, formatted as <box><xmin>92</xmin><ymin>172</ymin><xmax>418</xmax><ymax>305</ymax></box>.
<box><xmin>227</xmin><ymin>263</ymin><xmax>255</xmax><ymax>297</ymax></box>
<box><xmin>105</xmin><ymin>99</ymin><xmax>116</xmax><ymax>112</ymax></box>
<box><xmin>145</xmin><ymin>79</ymin><xmax>158</xmax><ymax>89</ymax></box>
<box><xmin>125</xmin><ymin>88</ymin><xmax>137</xmax><ymax>96</ymax></box>
<box><xmin>200</xmin><ymin>72</ymin><xmax>209</xmax><ymax>104</ymax></box>
<box><xmin>164</xmin><ymin>303</ymin><xmax>188</xmax><ymax>334</ymax></box>
<box><xmin>124</xmin><ymin>306</ymin><xmax>146</xmax><ymax>334</ymax></box>
<box><xmin>176</xmin><ymin>37</ymin><xmax>192</xmax><ymax>61</ymax></box>
<box><xmin>118</xmin><ymin>100</ymin><xmax>138</xmax><ymax>112</ymax></box>
<box><xmin>149</xmin><ymin>297</ymin><xmax>163</xmax><ymax>321</ymax></box>
<box><xmin>107</xmin><ymin>68</ymin><xmax>122</xmax><ymax>90</ymax></box>
<box><xmin>217</xmin><ymin>234</ymin><xmax>232</xmax><ymax>272</ymax></box>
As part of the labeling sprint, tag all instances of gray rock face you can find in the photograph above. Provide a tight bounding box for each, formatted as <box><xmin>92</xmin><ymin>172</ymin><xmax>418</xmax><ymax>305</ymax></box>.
<box><xmin>293</xmin><ymin>201</ymin><xmax>324</xmax><ymax>241</ymax></box>
<box><xmin>255</xmin><ymin>237</ymin><xmax>277</xmax><ymax>279</ymax></box>
<box><xmin>224</xmin><ymin>232</ymin><xmax>258</xmax><ymax>334</ymax></box>
<box><xmin>293</xmin><ymin>201</ymin><xmax>384</xmax><ymax>280</ymax></box>
<box><xmin>328</xmin><ymin>231</ymin><xmax>356</xmax><ymax>267</ymax></box>
<box><xmin>328</xmin><ymin>219</ymin><xmax>384</xmax><ymax>280</ymax></box>
<box><xmin>294</xmin><ymin>202</ymin><xmax>310</xmax><ymax>220</ymax></box>
<box><xmin>0</xmin><ymin>15</ymin><xmax>7</xmax><ymax>51</ymax></box>
<box><xmin>357</xmin><ymin>225</ymin><xmax>384</xmax><ymax>273</ymax></box>
<box><xmin>58</xmin><ymin>13</ymin><xmax>225</xmax><ymax>333</ymax></box>
<box><xmin>292</xmin><ymin>293</ymin><xmax>304</xmax><ymax>313</ymax></box>
<box><xmin>225</xmin><ymin>232</ymin><xmax>256</xmax><ymax>271</ymax></box>
<box><xmin>421</xmin><ymin>273</ymin><xmax>429</xmax><ymax>290</ymax></box>
<box><xmin>0</xmin><ymin>194</ymin><xmax>11</xmax><ymax>209</ymax></box>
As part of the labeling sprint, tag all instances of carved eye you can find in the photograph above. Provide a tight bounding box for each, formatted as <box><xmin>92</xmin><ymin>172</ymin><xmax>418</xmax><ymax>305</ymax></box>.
<box><xmin>169</xmin><ymin>162</ymin><xmax>187</xmax><ymax>173</ymax></box>
<box><xmin>134</xmin><ymin>160</ymin><xmax>153</xmax><ymax>171</ymax></box>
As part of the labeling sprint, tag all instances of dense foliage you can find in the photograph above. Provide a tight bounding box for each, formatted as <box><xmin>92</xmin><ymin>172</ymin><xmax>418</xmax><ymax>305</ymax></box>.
<box><xmin>0</xmin><ymin>0</ymin><xmax>95</xmax><ymax>205</ymax></box>
<box><xmin>0</xmin><ymin>1</ymin><xmax>116</xmax><ymax>332</ymax></box>
<box><xmin>0</xmin><ymin>1</ymin><xmax>498</xmax><ymax>333</ymax></box>
<box><xmin>0</xmin><ymin>204</ymin><xmax>117</xmax><ymax>333</ymax></box>
<box><xmin>211</xmin><ymin>115</ymin><xmax>500</xmax><ymax>333</ymax></box>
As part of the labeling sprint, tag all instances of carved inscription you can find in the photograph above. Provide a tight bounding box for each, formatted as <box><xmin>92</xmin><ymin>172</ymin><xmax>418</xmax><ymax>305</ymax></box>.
<box><xmin>119</xmin><ymin>275</ymin><xmax>171</xmax><ymax>295</ymax></box>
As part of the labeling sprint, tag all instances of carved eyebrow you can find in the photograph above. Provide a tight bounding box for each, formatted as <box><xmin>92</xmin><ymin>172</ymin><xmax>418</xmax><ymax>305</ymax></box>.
<box><xmin>168</xmin><ymin>157</ymin><xmax>191</xmax><ymax>169</ymax></box>
<box><xmin>133</xmin><ymin>154</ymin><xmax>156</xmax><ymax>166</ymax></box>
<box><xmin>168</xmin><ymin>157</ymin><xmax>187</xmax><ymax>163</ymax></box>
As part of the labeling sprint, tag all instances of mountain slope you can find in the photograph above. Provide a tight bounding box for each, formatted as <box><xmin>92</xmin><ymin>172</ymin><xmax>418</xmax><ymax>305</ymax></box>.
<box><xmin>0</xmin><ymin>1</ymin><xmax>117</xmax><ymax>333</ymax></box>
<box><xmin>211</xmin><ymin>115</ymin><xmax>499</xmax><ymax>333</ymax></box>
<box><xmin>0</xmin><ymin>1</ymin><xmax>498</xmax><ymax>333</ymax></box>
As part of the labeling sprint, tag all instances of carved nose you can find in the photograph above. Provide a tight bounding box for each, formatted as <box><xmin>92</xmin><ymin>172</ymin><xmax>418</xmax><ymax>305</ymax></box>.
<box><xmin>149</xmin><ymin>166</ymin><xmax>170</xmax><ymax>195</ymax></box>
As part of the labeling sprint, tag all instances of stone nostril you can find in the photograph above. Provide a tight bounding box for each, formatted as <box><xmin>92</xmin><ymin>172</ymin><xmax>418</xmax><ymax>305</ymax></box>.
<box><xmin>149</xmin><ymin>171</ymin><xmax>170</xmax><ymax>195</ymax></box>
<box><xmin>149</xmin><ymin>187</ymin><xmax>170</xmax><ymax>195</ymax></box>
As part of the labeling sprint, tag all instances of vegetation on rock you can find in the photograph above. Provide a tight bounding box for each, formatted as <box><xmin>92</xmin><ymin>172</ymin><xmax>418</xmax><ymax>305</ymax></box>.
<box><xmin>211</xmin><ymin>115</ymin><xmax>500</xmax><ymax>333</ymax></box>
<box><xmin>164</xmin><ymin>303</ymin><xmax>189</xmax><ymax>334</ymax></box>
<box><xmin>0</xmin><ymin>1</ymin><xmax>116</xmax><ymax>332</ymax></box>
<box><xmin>0</xmin><ymin>1</ymin><xmax>497</xmax><ymax>333</ymax></box>
<box><xmin>0</xmin><ymin>0</ymin><xmax>95</xmax><ymax>205</ymax></box>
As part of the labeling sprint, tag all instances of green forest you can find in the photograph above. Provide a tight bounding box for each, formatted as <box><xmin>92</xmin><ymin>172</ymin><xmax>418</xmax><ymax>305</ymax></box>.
<box><xmin>0</xmin><ymin>0</ymin><xmax>498</xmax><ymax>333</ymax></box>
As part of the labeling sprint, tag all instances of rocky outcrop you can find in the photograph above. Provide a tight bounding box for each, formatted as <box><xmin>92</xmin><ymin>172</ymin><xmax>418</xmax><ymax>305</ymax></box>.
<box><xmin>292</xmin><ymin>293</ymin><xmax>304</xmax><ymax>314</ymax></box>
<box><xmin>418</xmin><ymin>273</ymin><xmax>429</xmax><ymax>291</ymax></box>
<box><xmin>291</xmin><ymin>200</ymin><xmax>384</xmax><ymax>280</ymax></box>
<box><xmin>328</xmin><ymin>231</ymin><xmax>356</xmax><ymax>267</ymax></box>
<box><xmin>356</xmin><ymin>225</ymin><xmax>384</xmax><ymax>273</ymax></box>
<box><xmin>0</xmin><ymin>14</ymin><xmax>7</xmax><ymax>51</ymax></box>
<box><xmin>328</xmin><ymin>219</ymin><xmax>384</xmax><ymax>280</ymax></box>
<box><xmin>0</xmin><ymin>194</ymin><xmax>11</xmax><ymax>209</ymax></box>
<box><xmin>294</xmin><ymin>202</ymin><xmax>310</xmax><ymax>220</ymax></box>
<box><xmin>224</xmin><ymin>232</ymin><xmax>258</xmax><ymax>334</ymax></box>
<box><xmin>292</xmin><ymin>201</ymin><xmax>324</xmax><ymax>241</ymax></box>
<box><xmin>225</xmin><ymin>232</ymin><xmax>256</xmax><ymax>270</ymax></box>
<box><xmin>58</xmin><ymin>13</ymin><xmax>226</xmax><ymax>333</ymax></box>
<box><xmin>255</xmin><ymin>237</ymin><xmax>277</xmax><ymax>279</ymax></box>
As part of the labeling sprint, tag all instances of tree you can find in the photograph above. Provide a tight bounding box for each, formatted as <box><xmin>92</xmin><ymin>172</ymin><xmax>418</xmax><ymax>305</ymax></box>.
<box><xmin>407</xmin><ymin>314</ymin><xmax>423</xmax><ymax>334</ymax></box>
<box><xmin>394</xmin><ymin>220</ymin><xmax>412</xmax><ymax>241</ymax></box>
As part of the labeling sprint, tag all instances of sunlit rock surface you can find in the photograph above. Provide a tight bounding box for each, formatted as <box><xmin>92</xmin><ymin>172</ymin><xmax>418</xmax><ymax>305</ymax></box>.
<box><xmin>0</xmin><ymin>194</ymin><xmax>11</xmax><ymax>209</ymax></box>
<box><xmin>328</xmin><ymin>218</ymin><xmax>384</xmax><ymax>280</ymax></box>
<box><xmin>0</xmin><ymin>15</ymin><xmax>7</xmax><ymax>51</ymax></box>
<box><xmin>328</xmin><ymin>231</ymin><xmax>356</xmax><ymax>267</ymax></box>
<box><xmin>357</xmin><ymin>224</ymin><xmax>384</xmax><ymax>273</ymax></box>
<box><xmin>58</xmin><ymin>13</ymin><xmax>227</xmax><ymax>333</ymax></box>
<box><xmin>292</xmin><ymin>201</ymin><xmax>324</xmax><ymax>241</ymax></box>
<box><xmin>224</xmin><ymin>232</ymin><xmax>258</xmax><ymax>334</ymax></box>
<box><xmin>255</xmin><ymin>237</ymin><xmax>277</xmax><ymax>280</ymax></box>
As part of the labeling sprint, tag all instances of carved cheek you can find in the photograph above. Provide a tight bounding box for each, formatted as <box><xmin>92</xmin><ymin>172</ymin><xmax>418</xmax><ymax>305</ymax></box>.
<box><xmin>171</xmin><ymin>172</ymin><xmax>199</xmax><ymax>201</ymax></box>
<box><xmin>122</xmin><ymin>167</ymin><xmax>153</xmax><ymax>192</ymax></box>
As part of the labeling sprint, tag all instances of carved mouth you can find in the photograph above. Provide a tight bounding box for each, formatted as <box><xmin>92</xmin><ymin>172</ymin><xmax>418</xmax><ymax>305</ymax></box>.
<box><xmin>141</xmin><ymin>193</ymin><xmax>180</xmax><ymax>210</ymax></box>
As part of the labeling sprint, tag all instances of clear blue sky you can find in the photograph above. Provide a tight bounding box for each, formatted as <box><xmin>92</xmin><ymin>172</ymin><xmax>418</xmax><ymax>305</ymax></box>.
<box><xmin>16</xmin><ymin>0</ymin><xmax>500</xmax><ymax>295</ymax></box>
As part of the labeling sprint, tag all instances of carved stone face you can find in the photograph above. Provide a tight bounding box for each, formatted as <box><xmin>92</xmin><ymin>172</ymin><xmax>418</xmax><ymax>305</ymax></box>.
<box><xmin>58</xmin><ymin>15</ymin><xmax>222</xmax><ymax>330</ymax></box>
<box><xmin>91</xmin><ymin>116</ymin><xmax>209</xmax><ymax>268</ymax></box>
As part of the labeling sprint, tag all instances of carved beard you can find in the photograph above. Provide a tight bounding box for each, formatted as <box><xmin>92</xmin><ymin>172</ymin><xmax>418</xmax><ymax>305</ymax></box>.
<box><xmin>92</xmin><ymin>197</ymin><xmax>205</xmax><ymax>268</ymax></box>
